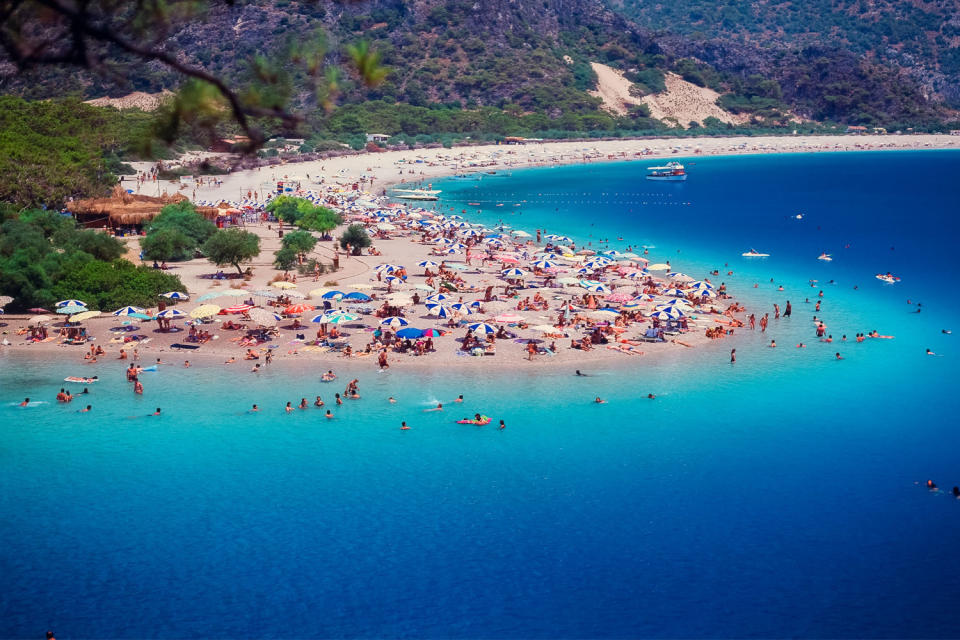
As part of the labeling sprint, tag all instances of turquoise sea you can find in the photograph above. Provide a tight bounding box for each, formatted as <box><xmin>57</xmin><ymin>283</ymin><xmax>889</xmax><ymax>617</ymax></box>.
<box><xmin>2</xmin><ymin>151</ymin><xmax>960</xmax><ymax>638</ymax></box>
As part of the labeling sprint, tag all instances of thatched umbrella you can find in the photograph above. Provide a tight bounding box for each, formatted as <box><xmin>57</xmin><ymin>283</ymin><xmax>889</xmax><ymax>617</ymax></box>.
<box><xmin>70</xmin><ymin>186</ymin><xmax>218</xmax><ymax>228</ymax></box>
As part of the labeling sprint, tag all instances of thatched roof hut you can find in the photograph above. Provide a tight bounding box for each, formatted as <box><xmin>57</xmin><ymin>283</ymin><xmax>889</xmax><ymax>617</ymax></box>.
<box><xmin>69</xmin><ymin>186</ymin><xmax>219</xmax><ymax>227</ymax></box>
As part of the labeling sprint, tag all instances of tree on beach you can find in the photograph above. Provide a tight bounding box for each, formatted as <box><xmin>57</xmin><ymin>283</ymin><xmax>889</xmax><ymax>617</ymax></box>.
<box><xmin>141</xmin><ymin>202</ymin><xmax>217</xmax><ymax>261</ymax></box>
<box><xmin>266</xmin><ymin>197</ymin><xmax>342</xmax><ymax>236</ymax></box>
<box><xmin>280</xmin><ymin>231</ymin><xmax>317</xmax><ymax>263</ymax></box>
<box><xmin>201</xmin><ymin>228</ymin><xmax>260</xmax><ymax>274</ymax></box>
<box><xmin>339</xmin><ymin>224</ymin><xmax>371</xmax><ymax>256</ymax></box>
<box><xmin>295</xmin><ymin>206</ymin><xmax>342</xmax><ymax>238</ymax></box>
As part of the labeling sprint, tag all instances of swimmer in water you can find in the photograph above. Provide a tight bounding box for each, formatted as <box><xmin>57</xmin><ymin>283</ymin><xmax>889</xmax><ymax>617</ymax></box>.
<box><xmin>576</xmin><ymin>369</ymin><xmax>588</xmax><ymax>376</ymax></box>
<box><xmin>19</xmin><ymin>397</ymin><xmax>29</xmax><ymax>406</ymax></box>
<box><xmin>325</xmin><ymin>409</ymin><xmax>334</xmax><ymax>419</ymax></box>
<box><xmin>770</xmin><ymin>340</ymin><xmax>776</xmax><ymax>348</ymax></box>
<box><xmin>797</xmin><ymin>343</ymin><xmax>806</xmax><ymax>348</ymax></box>
<box><xmin>943</xmin><ymin>329</ymin><xmax>952</xmax><ymax>334</ymax></box>
<box><xmin>388</xmin><ymin>396</ymin><xmax>396</xmax><ymax>403</ymax></box>
<box><xmin>150</xmin><ymin>408</ymin><xmax>161</xmax><ymax>416</ymax></box>
<box><xmin>184</xmin><ymin>360</ymin><xmax>190</xmax><ymax>367</ymax></box>
<box><xmin>835</xmin><ymin>352</ymin><xmax>843</xmax><ymax>360</ymax></box>
<box><xmin>454</xmin><ymin>395</ymin><xmax>464</xmax><ymax>403</ymax></box>
<box><xmin>335</xmin><ymin>393</ymin><xmax>342</xmax><ymax>405</ymax></box>
<box><xmin>314</xmin><ymin>396</ymin><xmax>324</xmax><ymax>407</ymax></box>
<box><xmin>285</xmin><ymin>402</ymin><xmax>293</xmax><ymax>413</ymax></box>
<box><xmin>730</xmin><ymin>348</ymin><xmax>736</xmax><ymax>363</ymax></box>
<box><xmin>647</xmin><ymin>393</ymin><xmax>656</xmax><ymax>399</ymax></box>
<box><xmin>79</xmin><ymin>405</ymin><xmax>91</xmax><ymax>413</ymax></box>
<box><xmin>594</xmin><ymin>396</ymin><xmax>606</xmax><ymax>404</ymax></box>
<box><xmin>401</xmin><ymin>421</ymin><xmax>410</xmax><ymax>430</ymax></box>
<box><xmin>299</xmin><ymin>398</ymin><xmax>309</xmax><ymax>409</ymax></box>
<box><xmin>424</xmin><ymin>402</ymin><xmax>443</xmax><ymax>412</ymax></box>
<box><xmin>953</xmin><ymin>486</ymin><xmax>960</xmax><ymax>498</ymax></box>
<box><xmin>927</xmin><ymin>479</ymin><xmax>938</xmax><ymax>491</ymax></box>
<box><xmin>251</xmin><ymin>363</ymin><xmax>261</xmax><ymax>373</ymax></box>
<box><xmin>926</xmin><ymin>348</ymin><xmax>937</xmax><ymax>356</ymax></box>
<box><xmin>251</xmin><ymin>404</ymin><xmax>259</xmax><ymax>412</ymax></box>
<box><xmin>499</xmin><ymin>419</ymin><xmax>505</xmax><ymax>430</ymax></box>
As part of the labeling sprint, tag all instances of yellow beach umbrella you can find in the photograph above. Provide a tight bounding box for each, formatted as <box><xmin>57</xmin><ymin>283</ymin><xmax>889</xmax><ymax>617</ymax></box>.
<box><xmin>272</xmin><ymin>281</ymin><xmax>297</xmax><ymax>290</ymax></box>
<box><xmin>647</xmin><ymin>263</ymin><xmax>671</xmax><ymax>270</ymax></box>
<box><xmin>309</xmin><ymin>287</ymin><xmax>333</xmax><ymax>297</ymax></box>
<box><xmin>72</xmin><ymin>310</ymin><xmax>101</xmax><ymax>322</ymax></box>
<box><xmin>190</xmin><ymin>304</ymin><xmax>221</xmax><ymax>318</ymax></box>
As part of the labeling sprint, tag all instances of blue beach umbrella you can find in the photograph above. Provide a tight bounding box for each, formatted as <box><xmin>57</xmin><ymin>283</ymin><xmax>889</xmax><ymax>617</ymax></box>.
<box><xmin>501</xmin><ymin>268</ymin><xmax>528</xmax><ymax>278</ymax></box>
<box><xmin>468</xmin><ymin>322</ymin><xmax>497</xmax><ymax>334</ymax></box>
<box><xmin>428</xmin><ymin>305</ymin><xmax>453</xmax><ymax>318</ymax></box>
<box><xmin>195</xmin><ymin>292</ymin><xmax>223</xmax><ymax>302</ymax></box>
<box><xmin>56</xmin><ymin>299</ymin><xmax>86</xmax><ymax>308</ymax></box>
<box><xmin>649</xmin><ymin>309</ymin><xmax>682</xmax><ymax>321</ymax></box>
<box><xmin>161</xmin><ymin>291</ymin><xmax>189</xmax><ymax>300</ymax></box>
<box><xmin>467</xmin><ymin>300</ymin><xmax>483</xmax><ymax>310</ymax></box>
<box><xmin>396</xmin><ymin>327</ymin><xmax>425</xmax><ymax>339</ymax></box>
<box><xmin>380</xmin><ymin>316</ymin><xmax>409</xmax><ymax>329</ymax></box>
<box><xmin>450</xmin><ymin>303</ymin><xmax>473</xmax><ymax>315</ymax></box>
<box><xmin>321</xmin><ymin>291</ymin><xmax>345</xmax><ymax>300</ymax></box>
<box><xmin>583</xmin><ymin>283</ymin><xmax>610</xmax><ymax>293</ymax></box>
<box><xmin>112</xmin><ymin>306</ymin><xmax>145</xmax><ymax>316</ymax></box>
<box><xmin>662</xmin><ymin>288</ymin><xmax>687</xmax><ymax>297</ymax></box>
<box><xmin>532</xmin><ymin>260</ymin><xmax>558</xmax><ymax>269</ymax></box>
<box><xmin>418</xmin><ymin>260</ymin><xmax>440</xmax><ymax>269</ymax></box>
<box><xmin>156</xmin><ymin>309</ymin><xmax>186</xmax><ymax>319</ymax></box>
<box><xmin>425</xmin><ymin>293</ymin><xmax>450</xmax><ymax>303</ymax></box>
<box><xmin>343</xmin><ymin>292</ymin><xmax>371</xmax><ymax>301</ymax></box>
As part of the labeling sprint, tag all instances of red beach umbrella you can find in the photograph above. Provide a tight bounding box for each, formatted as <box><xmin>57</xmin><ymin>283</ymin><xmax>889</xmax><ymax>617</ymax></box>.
<box><xmin>221</xmin><ymin>304</ymin><xmax>254</xmax><ymax>314</ymax></box>
<box><xmin>283</xmin><ymin>303</ymin><xmax>314</xmax><ymax>315</ymax></box>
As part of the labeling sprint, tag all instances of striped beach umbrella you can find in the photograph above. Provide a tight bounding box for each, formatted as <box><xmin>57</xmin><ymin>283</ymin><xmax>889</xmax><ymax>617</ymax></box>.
<box><xmin>271</xmin><ymin>281</ymin><xmax>297</xmax><ymax>290</ymax></box>
<box><xmin>157</xmin><ymin>308</ymin><xmax>186</xmax><ymax>319</ymax></box>
<box><xmin>380</xmin><ymin>316</ymin><xmax>409</xmax><ymax>329</ymax></box>
<box><xmin>583</xmin><ymin>283</ymin><xmax>610</xmax><ymax>293</ymax></box>
<box><xmin>532</xmin><ymin>260</ymin><xmax>558</xmax><ymax>269</ymax></box>
<box><xmin>56</xmin><ymin>299</ymin><xmax>86</xmax><ymax>308</ymax></box>
<box><xmin>325</xmin><ymin>312</ymin><xmax>359</xmax><ymax>325</ymax></box>
<box><xmin>425</xmin><ymin>293</ymin><xmax>450</xmax><ymax>303</ymax></box>
<box><xmin>71</xmin><ymin>310</ymin><xmax>101</xmax><ymax>322</ymax></box>
<box><xmin>468</xmin><ymin>322</ymin><xmax>497</xmax><ymax>334</ymax></box>
<box><xmin>112</xmin><ymin>306</ymin><xmax>145</xmax><ymax>316</ymax></box>
<box><xmin>417</xmin><ymin>260</ymin><xmax>440</xmax><ymax>269</ymax></box>
<box><xmin>662</xmin><ymin>288</ymin><xmax>687</xmax><ymax>297</ymax></box>
<box><xmin>427</xmin><ymin>304</ymin><xmax>453</xmax><ymax>318</ymax></box>
<box><xmin>283</xmin><ymin>303</ymin><xmax>314</xmax><ymax>315</ymax></box>
<box><xmin>248</xmin><ymin>309</ymin><xmax>282</xmax><ymax>326</ymax></box>
<box><xmin>221</xmin><ymin>304</ymin><xmax>253</xmax><ymax>314</ymax></box>
<box><xmin>161</xmin><ymin>291</ymin><xmax>189</xmax><ymax>300</ymax></box>
<box><xmin>501</xmin><ymin>268</ymin><xmax>528</xmax><ymax>278</ymax></box>
<box><xmin>450</xmin><ymin>303</ymin><xmax>473</xmax><ymax>315</ymax></box>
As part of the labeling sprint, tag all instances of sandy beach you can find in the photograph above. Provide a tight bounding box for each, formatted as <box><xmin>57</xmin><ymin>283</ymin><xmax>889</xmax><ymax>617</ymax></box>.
<box><xmin>3</xmin><ymin>133</ymin><xmax>956</xmax><ymax>372</ymax></box>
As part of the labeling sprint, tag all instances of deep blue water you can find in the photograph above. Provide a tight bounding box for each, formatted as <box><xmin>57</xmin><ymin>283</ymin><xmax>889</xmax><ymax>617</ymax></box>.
<box><xmin>3</xmin><ymin>151</ymin><xmax>960</xmax><ymax>638</ymax></box>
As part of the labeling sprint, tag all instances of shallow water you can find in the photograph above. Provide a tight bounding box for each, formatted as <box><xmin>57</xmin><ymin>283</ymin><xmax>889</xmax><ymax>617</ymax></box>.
<box><xmin>3</xmin><ymin>151</ymin><xmax>960</xmax><ymax>638</ymax></box>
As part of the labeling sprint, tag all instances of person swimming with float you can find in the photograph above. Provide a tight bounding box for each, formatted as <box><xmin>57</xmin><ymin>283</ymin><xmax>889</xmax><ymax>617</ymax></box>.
<box><xmin>401</xmin><ymin>421</ymin><xmax>410</xmax><ymax>430</ymax></box>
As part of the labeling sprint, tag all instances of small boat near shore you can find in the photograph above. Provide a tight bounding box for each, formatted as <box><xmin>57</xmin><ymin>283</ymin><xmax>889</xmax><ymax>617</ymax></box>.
<box><xmin>818</xmin><ymin>252</ymin><xmax>833</xmax><ymax>261</ymax></box>
<box><xmin>875</xmin><ymin>272</ymin><xmax>901</xmax><ymax>283</ymax></box>
<box><xmin>742</xmin><ymin>249</ymin><xmax>769</xmax><ymax>257</ymax></box>
<box><xmin>391</xmin><ymin>188</ymin><xmax>441</xmax><ymax>201</ymax></box>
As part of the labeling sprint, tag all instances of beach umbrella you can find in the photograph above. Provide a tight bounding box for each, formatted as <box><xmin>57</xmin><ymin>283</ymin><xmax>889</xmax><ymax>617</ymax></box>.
<box><xmin>56</xmin><ymin>299</ymin><xmax>86</xmax><ymax>308</ymax></box>
<box><xmin>662</xmin><ymin>288</ymin><xmax>687</xmax><ymax>297</ymax></box>
<box><xmin>445</xmin><ymin>262</ymin><xmax>469</xmax><ymax>271</ymax></box>
<box><xmin>376</xmin><ymin>222</ymin><xmax>397</xmax><ymax>231</ymax></box>
<box><xmin>253</xmin><ymin>290</ymin><xmax>280</xmax><ymax>299</ymax></box>
<box><xmin>604</xmin><ymin>292</ymin><xmax>633</xmax><ymax>303</ymax></box>
<box><xmin>112</xmin><ymin>306</ymin><xmax>145</xmax><ymax>316</ymax></box>
<box><xmin>421</xmin><ymin>328</ymin><xmax>445</xmax><ymax>337</ymax></box>
<box><xmin>321</xmin><ymin>290</ymin><xmax>345</xmax><ymax>300</ymax></box>
<box><xmin>622</xmin><ymin>270</ymin><xmax>648</xmax><ymax>279</ymax></box>
<box><xmin>418</xmin><ymin>260</ymin><xmax>440</xmax><ymax>269</ymax></box>
<box><xmin>157</xmin><ymin>308</ymin><xmax>186</xmax><ymax>319</ymax></box>
<box><xmin>72</xmin><ymin>310</ymin><xmax>101</xmax><ymax>322</ymax></box>
<box><xmin>584</xmin><ymin>283</ymin><xmax>610</xmax><ymax>293</ymax></box>
<box><xmin>285</xmin><ymin>291</ymin><xmax>307</xmax><ymax>300</ymax></box>
<box><xmin>29</xmin><ymin>315</ymin><xmax>51</xmax><ymax>324</ymax></box>
<box><xmin>221</xmin><ymin>304</ymin><xmax>253</xmax><ymax>314</ymax></box>
<box><xmin>161</xmin><ymin>291</ymin><xmax>189</xmax><ymax>300</ymax></box>
<box><xmin>248</xmin><ymin>309</ymin><xmax>282</xmax><ymax>326</ymax></box>
<box><xmin>468</xmin><ymin>322</ymin><xmax>497</xmax><ymax>334</ymax></box>
<box><xmin>621</xmin><ymin>300</ymin><xmax>645</xmax><ymax>309</ymax></box>
<box><xmin>271</xmin><ymin>281</ymin><xmax>298</xmax><ymax>290</ymax></box>
<box><xmin>427</xmin><ymin>305</ymin><xmax>453</xmax><ymax>318</ymax></box>
<box><xmin>195</xmin><ymin>292</ymin><xmax>223</xmax><ymax>302</ymax></box>
<box><xmin>649</xmin><ymin>307</ymin><xmax>684</xmax><ymax>320</ymax></box>
<box><xmin>309</xmin><ymin>313</ymin><xmax>332</xmax><ymax>323</ymax></box>
<box><xmin>396</xmin><ymin>327</ymin><xmax>424</xmax><ymax>339</ymax></box>
<box><xmin>219</xmin><ymin>289</ymin><xmax>249</xmax><ymax>297</ymax></box>
<box><xmin>501</xmin><ymin>268</ymin><xmax>528</xmax><ymax>278</ymax></box>
<box><xmin>532</xmin><ymin>259</ymin><xmax>558</xmax><ymax>269</ymax></box>
<box><xmin>0</xmin><ymin>295</ymin><xmax>12</xmax><ymax>307</ymax></box>
<box><xmin>557</xmin><ymin>276</ymin><xmax>579</xmax><ymax>286</ymax></box>
<box><xmin>284</xmin><ymin>303</ymin><xmax>314</xmax><ymax>315</ymax></box>
<box><xmin>647</xmin><ymin>263</ymin><xmax>670</xmax><ymax>271</ymax></box>
<box><xmin>425</xmin><ymin>293</ymin><xmax>450</xmax><ymax>303</ymax></box>
<box><xmin>695</xmin><ymin>288</ymin><xmax>717</xmax><ymax>298</ymax></box>
<box><xmin>689</xmin><ymin>280</ymin><xmax>714</xmax><ymax>290</ymax></box>
<box><xmin>450</xmin><ymin>303</ymin><xmax>473</xmax><ymax>315</ymax></box>
<box><xmin>343</xmin><ymin>292</ymin><xmax>371</xmax><ymax>301</ymax></box>
<box><xmin>380</xmin><ymin>316</ymin><xmax>409</xmax><ymax>329</ymax></box>
<box><xmin>190</xmin><ymin>304</ymin><xmax>221</xmax><ymax>318</ymax></box>
<box><xmin>375</xmin><ymin>263</ymin><xmax>401</xmax><ymax>272</ymax></box>
<box><xmin>325</xmin><ymin>312</ymin><xmax>359</xmax><ymax>325</ymax></box>
<box><xmin>495</xmin><ymin>313</ymin><xmax>524</xmax><ymax>323</ymax></box>
<box><xmin>28</xmin><ymin>307</ymin><xmax>49</xmax><ymax>313</ymax></box>
<box><xmin>511</xmin><ymin>230</ymin><xmax>531</xmax><ymax>238</ymax></box>
<box><xmin>633</xmin><ymin>294</ymin><xmax>656</xmax><ymax>302</ymax></box>
<box><xmin>57</xmin><ymin>304</ymin><xmax>87</xmax><ymax>315</ymax></box>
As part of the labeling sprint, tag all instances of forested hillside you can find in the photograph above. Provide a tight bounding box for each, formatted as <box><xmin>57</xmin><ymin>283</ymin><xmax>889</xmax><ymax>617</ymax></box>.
<box><xmin>0</xmin><ymin>0</ymin><xmax>954</xmax><ymax>141</ymax></box>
